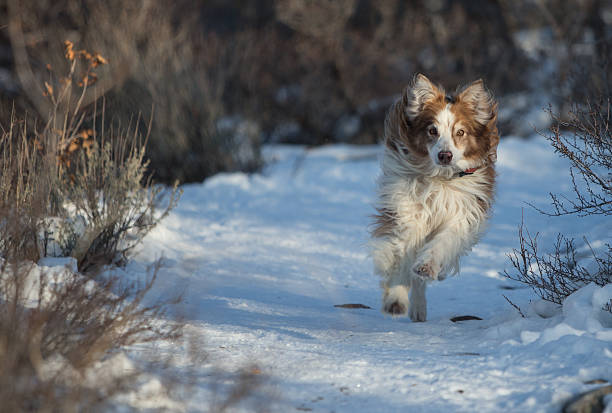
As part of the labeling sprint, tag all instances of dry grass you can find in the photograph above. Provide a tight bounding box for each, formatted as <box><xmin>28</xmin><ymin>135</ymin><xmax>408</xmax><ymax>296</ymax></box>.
<box><xmin>0</xmin><ymin>39</ymin><xmax>181</xmax><ymax>271</ymax></box>
<box><xmin>0</xmin><ymin>41</ymin><xmax>185</xmax><ymax>410</ymax></box>
<box><xmin>0</xmin><ymin>258</ymin><xmax>182</xmax><ymax>412</ymax></box>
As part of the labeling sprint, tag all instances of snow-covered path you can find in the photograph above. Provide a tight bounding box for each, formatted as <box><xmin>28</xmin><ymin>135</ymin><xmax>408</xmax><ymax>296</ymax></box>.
<box><xmin>132</xmin><ymin>138</ymin><xmax>612</xmax><ymax>412</ymax></box>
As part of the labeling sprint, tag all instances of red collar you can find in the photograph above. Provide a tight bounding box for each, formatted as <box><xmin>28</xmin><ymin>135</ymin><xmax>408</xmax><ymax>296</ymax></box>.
<box><xmin>455</xmin><ymin>166</ymin><xmax>480</xmax><ymax>178</ymax></box>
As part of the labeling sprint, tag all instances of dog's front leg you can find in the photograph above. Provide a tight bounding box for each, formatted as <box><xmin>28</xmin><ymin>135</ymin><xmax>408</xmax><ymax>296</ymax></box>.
<box><xmin>381</xmin><ymin>258</ymin><xmax>410</xmax><ymax>317</ymax></box>
<box><xmin>383</xmin><ymin>255</ymin><xmax>428</xmax><ymax>321</ymax></box>
<box><xmin>408</xmin><ymin>276</ymin><xmax>427</xmax><ymax>321</ymax></box>
<box><xmin>413</xmin><ymin>222</ymin><xmax>475</xmax><ymax>280</ymax></box>
<box><xmin>381</xmin><ymin>249</ymin><xmax>418</xmax><ymax>317</ymax></box>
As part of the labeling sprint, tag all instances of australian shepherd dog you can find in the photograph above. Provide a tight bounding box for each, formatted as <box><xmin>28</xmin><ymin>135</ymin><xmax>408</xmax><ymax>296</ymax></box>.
<box><xmin>371</xmin><ymin>74</ymin><xmax>499</xmax><ymax>322</ymax></box>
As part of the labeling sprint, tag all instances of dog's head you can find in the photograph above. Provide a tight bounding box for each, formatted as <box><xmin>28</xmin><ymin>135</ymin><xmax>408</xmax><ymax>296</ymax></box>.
<box><xmin>386</xmin><ymin>74</ymin><xmax>499</xmax><ymax>176</ymax></box>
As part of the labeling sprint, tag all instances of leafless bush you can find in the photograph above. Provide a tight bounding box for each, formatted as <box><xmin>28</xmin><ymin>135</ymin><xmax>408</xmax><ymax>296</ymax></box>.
<box><xmin>504</xmin><ymin>96</ymin><xmax>611</xmax><ymax>310</ymax></box>
<box><xmin>505</xmin><ymin>220</ymin><xmax>611</xmax><ymax>305</ymax></box>
<box><xmin>537</xmin><ymin>99</ymin><xmax>611</xmax><ymax>217</ymax></box>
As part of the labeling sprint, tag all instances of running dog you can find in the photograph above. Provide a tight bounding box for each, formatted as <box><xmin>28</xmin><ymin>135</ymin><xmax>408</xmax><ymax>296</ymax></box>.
<box><xmin>371</xmin><ymin>74</ymin><xmax>499</xmax><ymax>322</ymax></box>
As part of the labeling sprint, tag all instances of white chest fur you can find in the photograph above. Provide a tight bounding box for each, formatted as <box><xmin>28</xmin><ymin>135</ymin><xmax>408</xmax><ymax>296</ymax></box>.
<box><xmin>372</xmin><ymin>155</ymin><xmax>493</xmax><ymax>282</ymax></box>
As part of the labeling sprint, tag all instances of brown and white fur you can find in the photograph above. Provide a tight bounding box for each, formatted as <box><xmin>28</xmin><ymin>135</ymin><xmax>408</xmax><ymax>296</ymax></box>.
<box><xmin>371</xmin><ymin>74</ymin><xmax>499</xmax><ymax>322</ymax></box>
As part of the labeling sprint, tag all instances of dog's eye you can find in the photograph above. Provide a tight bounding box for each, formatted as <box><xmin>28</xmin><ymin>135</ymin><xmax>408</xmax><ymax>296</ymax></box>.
<box><xmin>428</xmin><ymin>126</ymin><xmax>438</xmax><ymax>137</ymax></box>
<box><xmin>456</xmin><ymin>129</ymin><xmax>465</xmax><ymax>137</ymax></box>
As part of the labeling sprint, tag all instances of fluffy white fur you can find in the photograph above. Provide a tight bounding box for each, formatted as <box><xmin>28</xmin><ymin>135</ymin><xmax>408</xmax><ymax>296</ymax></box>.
<box><xmin>371</xmin><ymin>152</ymin><xmax>491</xmax><ymax>318</ymax></box>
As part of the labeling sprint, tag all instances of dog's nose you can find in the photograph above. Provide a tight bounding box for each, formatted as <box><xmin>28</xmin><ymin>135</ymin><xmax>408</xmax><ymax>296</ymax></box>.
<box><xmin>437</xmin><ymin>151</ymin><xmax>453</xmax><ymax>165</ymax></box>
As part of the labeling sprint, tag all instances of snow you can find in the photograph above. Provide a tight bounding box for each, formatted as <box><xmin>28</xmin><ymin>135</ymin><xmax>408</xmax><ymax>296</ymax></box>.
<box><xmin>57</xmin><ymin>136</ymin><xmax>612</xmax><ymax>410</ymax></box>
<box><xmin>17</xmin><ymin>256</ymin><xmax>82</xmax><ymax>307</ymax></box>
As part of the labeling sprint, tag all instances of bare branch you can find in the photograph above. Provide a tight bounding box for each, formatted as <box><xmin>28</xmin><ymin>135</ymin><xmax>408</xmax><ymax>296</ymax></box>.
<box><xmin>535</xmin><ymin>99</ymin><xmax>612</xmax><ymax>216</ymax></box>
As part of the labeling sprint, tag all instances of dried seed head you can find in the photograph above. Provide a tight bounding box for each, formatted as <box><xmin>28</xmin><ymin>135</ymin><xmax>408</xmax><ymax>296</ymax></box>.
<box><xmin>64</xmin><ymin>40</ymin><xmax>75</xmax><ymax>61</ymax></box>
<box><xmin>91</xmin><ymin>53</ymin><xmax>108</xmax><ymax>68</ymax></box>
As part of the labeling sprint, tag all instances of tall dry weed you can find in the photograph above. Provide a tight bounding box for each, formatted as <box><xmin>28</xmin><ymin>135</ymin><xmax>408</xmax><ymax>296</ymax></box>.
<box><xmin>0</xmin><ymin>42</ymin><xmax>184</xmax><ymax>410</ymax></box>
<box><xmin>0</xmin><ymin>39</ymin><xmax>181</xmax><ymax>271</ymax></box>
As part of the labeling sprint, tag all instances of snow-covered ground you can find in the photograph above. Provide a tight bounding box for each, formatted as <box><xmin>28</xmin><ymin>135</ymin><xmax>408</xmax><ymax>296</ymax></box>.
<box><xmin>123</xmin><ymin>135</ymin><xmax>611</xmax><ymax>412</ymax></box>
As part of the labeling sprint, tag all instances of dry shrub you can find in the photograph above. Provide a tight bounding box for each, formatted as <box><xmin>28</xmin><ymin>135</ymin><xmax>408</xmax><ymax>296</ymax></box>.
<box><xmin>0</xmin><ymin>37</ymin><xmax>269</xmax><ymax>410</ymax></box>
<box><xmin>0</xmin><ymin>42</ymin><xmax>185</xmax><ymax>410</ymax></box>
<box><xmin>0</xmin><ymin>12</ymin><xmax>272</xmax><ymax>405</ymax></box>
<box><xmin>0</xmin><ymin>259</ymin><xmax>182</xmax><ymax>412</ymax></box>
<box><xmin>541</xmin><ymin>100</ymin><xmax>611</xmax><ymax>217</ymax></box>
<box><xmin>0</xmin><ymin>40</ymin><xmax>181</xmax><ymax>271</ymax></box>
<box><xmin>55</xmin><ymin>128</ymin><xmax>181</xmax><ymax>272</ymax></box>
<box><xmin>504</xmin><ymin>96</ymin><xmax>611</xmax><ymax>310</ymax></box>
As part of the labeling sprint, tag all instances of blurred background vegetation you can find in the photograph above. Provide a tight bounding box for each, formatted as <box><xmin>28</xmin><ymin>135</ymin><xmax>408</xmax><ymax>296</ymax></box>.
<box><xmin>0</xmin><ymin>0</ymin><xmax>610</xmax><ymax>184</ymax></box>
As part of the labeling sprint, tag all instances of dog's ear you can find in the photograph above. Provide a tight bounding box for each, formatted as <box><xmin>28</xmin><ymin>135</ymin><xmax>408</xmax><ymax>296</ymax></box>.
<box><xmin>486</xmin><ymin>102</ymin><xmax>499</xmax><ymax>163</ymax></box>
<box><xmin>404</xmin><ymin>74</ymin><xmax>440</xmax><ymax>120</ymax></box>
<box><xmin>457</xmin><ymin>79</ymin><xmax>495</xmax><ymax>126</ymax></box>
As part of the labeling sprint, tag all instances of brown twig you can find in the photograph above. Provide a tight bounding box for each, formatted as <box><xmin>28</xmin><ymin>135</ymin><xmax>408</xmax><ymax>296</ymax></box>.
<box><xmin>503</xmin><ymin>295</ymin><xmax>526</xmax><ymax>318</ymax></box>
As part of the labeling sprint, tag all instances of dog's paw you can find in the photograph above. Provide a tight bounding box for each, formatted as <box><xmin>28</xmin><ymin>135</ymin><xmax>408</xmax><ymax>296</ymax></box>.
<box><xmin>382</xmin><ymin>285</ymin><xmax>409</xmax><ymax>317</ymax></box>
<box><xmin>412</xmin><ymin>260</ymin><xmax>440</xmax><ymax>280</ymax></box>
<box><xmin>384</xmin><ymin>300</ymin><xmax>407</xmax><ymax>316</ymax></box>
